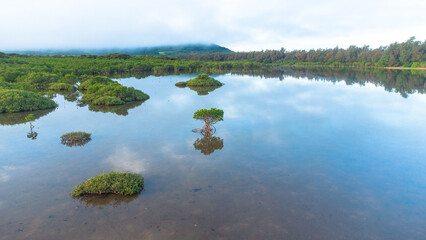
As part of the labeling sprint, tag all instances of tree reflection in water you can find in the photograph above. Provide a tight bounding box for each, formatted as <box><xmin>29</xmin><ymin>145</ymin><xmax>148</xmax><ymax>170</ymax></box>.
<box><xmin>86</xmin><ymin>100</ymin><xmax>144</xmax><ymax>116</ymax></box>
<box><xmin>193</xmin><ymin>135</ymin><xmax>224</xmax><ymax>155</ymax></box>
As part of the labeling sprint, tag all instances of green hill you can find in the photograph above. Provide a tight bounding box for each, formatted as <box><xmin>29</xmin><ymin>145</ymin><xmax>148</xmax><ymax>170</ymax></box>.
<box><xmin>4</xmin><ymin>44</ymin><xmax>232</xmax><ymax>56</ymax></box>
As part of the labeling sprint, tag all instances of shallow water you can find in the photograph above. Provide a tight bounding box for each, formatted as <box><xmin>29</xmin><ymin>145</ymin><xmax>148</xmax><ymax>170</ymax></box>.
<box><xmin>1</xmin><ymin>72</ymin><xmax>426</xmax><ymax>239</ymax></box>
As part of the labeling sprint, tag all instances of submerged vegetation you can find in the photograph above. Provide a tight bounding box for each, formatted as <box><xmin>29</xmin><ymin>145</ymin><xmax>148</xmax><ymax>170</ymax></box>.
<box><xmin>61</xmin><ymin>132</ymin><xmax>92</xmax><ymax>147</ymax></box>
<box><xmin>193</xmin><ymin>108</ymin><xmax>224</xmax><ymax>136</ymax></box>
<box><xmin>71</xmin><ymin>170</ymin><xmax>144</xmax><ymax>197</ymax></box>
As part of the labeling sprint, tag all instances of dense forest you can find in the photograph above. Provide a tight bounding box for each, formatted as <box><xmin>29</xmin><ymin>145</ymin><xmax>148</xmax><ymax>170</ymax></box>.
<box><xmin>177</xmin><ymin>37</ymin><xmax>426</xmax><ymax>68</ymax></box>
<box><xmin>3</xmin><ymin>44</ymin><xmax>232</xmax><ymax>56</ymax></box>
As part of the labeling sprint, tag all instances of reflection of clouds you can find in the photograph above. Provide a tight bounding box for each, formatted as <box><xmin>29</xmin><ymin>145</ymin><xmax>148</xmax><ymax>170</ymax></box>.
<box><xmin>0</xmin><ymin>171</ymin><xmax>10</xmax><ymax>183</ymax></box>
<box><xmin>368</xmin><ymin>94</ymin><xmax>426</xmax><ymax>127</ymax></box>
<box><xmin>161</xmin><ymin>143</ymin><xmax>186</xmax><ymax>160</ymax></box>
<box><xmin>169</xmin><ymin>94</ymin><xmax>191</xmax><ymax>107</ymax></box>
<box><xmin>284</xmin><ymin>91</ymin><xmax>325</xmax><ymax>115</ymax></box>
<box><xmin>0</xmin><ymin>166</ymin><xmax>22</xmax><ymax>183</ymax></box>
<box><xmin>105</xmin><ymin>146</ymin><xmax>147</xmax><ymax>174</ymax></box>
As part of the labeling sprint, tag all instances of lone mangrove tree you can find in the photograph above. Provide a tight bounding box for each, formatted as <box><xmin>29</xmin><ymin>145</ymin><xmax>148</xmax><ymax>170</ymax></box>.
<box><xmin>193</xmin><ymin>108</ymin><xmax>224</xmax><ymax>136</ymax></box>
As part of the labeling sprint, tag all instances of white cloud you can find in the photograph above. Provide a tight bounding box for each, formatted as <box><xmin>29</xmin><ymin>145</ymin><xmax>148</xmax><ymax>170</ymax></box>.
<box><xmin>0</xmin><ymin>0</ymin><xmax>424</xmax><ymax>50</ymax></box>
<box><xmin>0</xmin><ymin>166</ymin><xmax>24</xmax><ymax>183</ymax></box>
<box><xmin>105</xmin><ymin>146</ymin><xmax>147</xmax><ymax>173</ymax></box>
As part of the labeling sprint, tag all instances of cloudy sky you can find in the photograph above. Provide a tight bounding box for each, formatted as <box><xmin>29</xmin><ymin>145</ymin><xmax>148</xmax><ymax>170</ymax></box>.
<box><xmin>1</xmin><ymin>0</ymin><xmax>425</xmax><ymax>51</ymax></box>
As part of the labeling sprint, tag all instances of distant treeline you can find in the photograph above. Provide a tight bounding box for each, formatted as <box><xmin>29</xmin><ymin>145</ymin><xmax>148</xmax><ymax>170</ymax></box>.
<box><xmin>2</xmin><ymin>44</ymin><xmax>232</xmax><ymax>56</ymax></box>
<box><xmin>177</xmin><ymin>37</ymin><xmax>426</xmax><ymax>68</ymax></box>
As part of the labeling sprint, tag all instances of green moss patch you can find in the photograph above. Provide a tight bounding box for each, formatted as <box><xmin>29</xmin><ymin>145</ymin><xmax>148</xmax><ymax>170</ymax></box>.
<box><xmin>71</xmin><ymin>170</ymin><xmax>144</xmax><ymax>197</ymax></box>
<box><xmin>186</xmin><ymin>74</ymin><xmax>223</xmax><ymax>87</ymax></box>
<box><xmin>0</xmin><ymin>89</ymin><xmax>57</xmax><ymax>113</ymax></box>
<box><xmin>61</xmin><ymin>132</ymin><xmax>92</xmax><ymax>147</ymax></box>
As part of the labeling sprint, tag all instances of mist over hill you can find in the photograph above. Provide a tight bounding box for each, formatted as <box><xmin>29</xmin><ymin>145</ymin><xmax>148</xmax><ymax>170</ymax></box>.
<box><xmin>3</xmin><ymin>44</ymin><xmax>232</xmax><ymax>56</ymax></box>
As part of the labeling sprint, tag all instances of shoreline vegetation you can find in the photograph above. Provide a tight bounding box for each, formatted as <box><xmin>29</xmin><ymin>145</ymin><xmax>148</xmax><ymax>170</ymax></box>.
<box><xmin>0</xmin><ymin>37</ymin><xmax>424</xmax><ymax>113</ymax></box>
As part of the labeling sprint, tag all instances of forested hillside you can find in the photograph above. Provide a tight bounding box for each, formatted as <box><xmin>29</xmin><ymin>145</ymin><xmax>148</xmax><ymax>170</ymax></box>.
<box><xmin>177</xmin><ymin>37</ymin><xmax>426</xmax><ymax>68</ymax></box>
<box><xmin>3</xmin><ymin>44</ymin><xmax>232</xmax><ymax>56</ymax></box>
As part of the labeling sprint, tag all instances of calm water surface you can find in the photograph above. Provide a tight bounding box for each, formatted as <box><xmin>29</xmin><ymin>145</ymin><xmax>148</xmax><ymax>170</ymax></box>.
<box><xmin>1</xmin><ymin>73</ymin><xmax>426</xmax><ymax>239</ymax></box>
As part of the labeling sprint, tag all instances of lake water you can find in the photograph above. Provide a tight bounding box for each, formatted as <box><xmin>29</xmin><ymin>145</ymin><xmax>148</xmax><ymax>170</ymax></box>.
<box><xmin>1</xmin><ymin>70</ymin><xmax>426</xmax><ymax>239</ymax></box>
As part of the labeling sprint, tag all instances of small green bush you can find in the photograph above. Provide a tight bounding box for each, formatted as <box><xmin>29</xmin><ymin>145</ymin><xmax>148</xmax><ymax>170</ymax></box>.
<box><xmin>61</xmin><ymin>132</ymin><xmax>92</xmax><ymax>147</ymax></box>
<box><xmin>92</xmin><ymin>96</ymin><xmax>125</xmax><ymax>105</ymax></box>
<box><xmin>49</xmin><ymin>83</ymin><xmax>76</xmax><ymax>91</ymax></box>
<box><xmin>0</xmin><ymin>89</ymin><xmax>57</xmax><ymax>113</ymax></box>
<box><xmin>186</xmin><ymin>74</ymin><xmax>223</xmax><ymax>87</ymax></box>
<box><xmin>71</xmin><ymin>170</ymin><xmax>144</xmax><ymax>197</ymax></box>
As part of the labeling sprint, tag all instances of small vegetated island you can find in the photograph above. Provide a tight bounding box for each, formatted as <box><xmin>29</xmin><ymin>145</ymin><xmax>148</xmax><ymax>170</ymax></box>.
<box><xmin>61</xmin><ymin>132</ymin><xmax>92</xmax><ymax>147</ymax></box>
<box><xmin>175</xmin><ymin>74</ymin><xmax>224</xmax><ymax>95</ymax></box>
<box><xmin>0</xmin><ymin>89</ymin><xmax>57</xmax><ymax>113</ymax></box>
<box><xmin>72</xmin><ymin>170</ymin><xmax>144</xmax><ymax>197</ymax></box>
<box><xmin>78</xmin><ymin>76</ymin><xmax>149</xmax><ymax>106</ymax></box>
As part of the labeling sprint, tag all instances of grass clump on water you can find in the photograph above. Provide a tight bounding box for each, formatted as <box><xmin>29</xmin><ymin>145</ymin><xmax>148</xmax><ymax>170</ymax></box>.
<box><xmin>61</xmin><ymin>131</ymin><xmax>91</xmax><ymax>147</ymax></box>
<box><xmin>71</xmin><ymin>170</ymin><xmax>144</xmax><ymax>197</ymax></box>
<box><xmin>186</xmin><ymin>74</ymin><xmax>223</xmax><ymax>87</ymax></box>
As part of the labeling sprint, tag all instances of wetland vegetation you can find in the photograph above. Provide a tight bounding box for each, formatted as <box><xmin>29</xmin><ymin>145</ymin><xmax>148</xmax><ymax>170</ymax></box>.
<box><xmin>61</xmin><ymin>132</ymin><xmax>92</xmax><ymax>147</ymax></box>
<box><xmin>0</xmin><ymin>38</ymin><xmax>424</xmax><ymax>114</ymax></box>
<box><xmin>175</xmin><ymin>74</ymin><xmax>224</xmax><ymax>95</ymax></box>
<box><xmin>193</xmin><ymin>108</ymin><xmax>224</xmax><ymax>136</ymax></box>
<box><xmin>71</xmin><ymin>170</ymin><xmax>144</xmax><ymax>197</ymax></box>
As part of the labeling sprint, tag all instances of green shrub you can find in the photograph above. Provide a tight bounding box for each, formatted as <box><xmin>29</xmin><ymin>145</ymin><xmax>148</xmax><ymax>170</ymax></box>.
<box><xmin>186</xmin><ymin>74</ymin><xmax>223</xmax><ymax>87</ymax></box>
<box><xmin>92</xmin><ymin>96</ymin><xmax>125</xmax><ymax>105</ymax></box>
<box><xmin>79</xmin><ymin>77</ymin><xmax>149</xmax><ymax>106</ymax></box>
<box><xmin>71</xmin><ymin>170</ymin><xmax>144</xmax><ymax>197</ymax></box>
<box><xmin>61</xmin><ymin>132</ymin><xmax>92</xmax><ymax>147</ymax></box>
<box><xmin>49</xmin><ymin>83</ymin><xmax>76</xmax><ymax>91</ymax></box>
<box><xmin>78</xmin><ymin>76</ymin><xmax>113</xmax><ymax>91</ymax></box>
<box><xmin>0</xmin><ymin>89</ymin><xmax>57</xmax><ymax>113</ymax></box>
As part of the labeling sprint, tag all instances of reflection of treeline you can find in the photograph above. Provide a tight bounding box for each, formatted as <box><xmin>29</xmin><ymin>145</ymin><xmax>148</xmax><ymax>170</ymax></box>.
<box><xmin>86</xmin><ymin>100</ymin><xmax>144</xmax><ymax>116</ymax></box>
<box><xmin>0</xmin><ymin>108</ymin><xmax>55</xmax><ymax>126</ymax></box>
<box><xmin>177</xmin><ymin>37</ymin><xmax>425</xmax><ymax>68</ymax></box>
<box><xmin>227</xmin><ymin>67</ymin><xmax>426</xmax><ymax>98</ymax></box>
